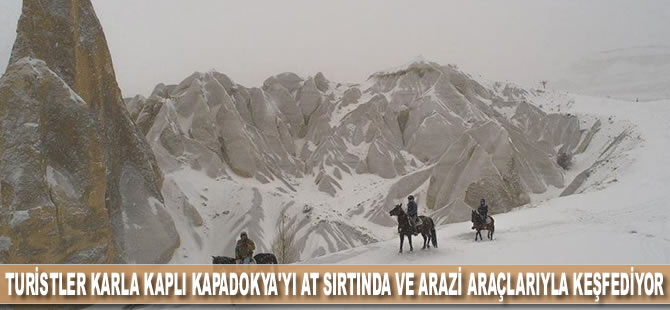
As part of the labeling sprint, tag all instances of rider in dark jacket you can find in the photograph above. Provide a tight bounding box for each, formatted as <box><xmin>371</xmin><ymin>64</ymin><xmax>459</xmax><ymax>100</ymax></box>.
<box><xmin>478</xmin><ymin>199</ymin><xmax>488</xmax><ymax>224</ymax></box>
<box><xmin>407</xmin><ymin>195</ymin><xmax>418</xmax><ymax>235</ymax></box>
<box><xmin>235</xmin><ymin>231</ymin><xmax>256</xmax><ymax>264</ymax></box>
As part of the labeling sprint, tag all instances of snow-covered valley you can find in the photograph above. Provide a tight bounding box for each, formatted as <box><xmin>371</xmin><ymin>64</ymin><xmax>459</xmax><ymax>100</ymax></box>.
<box><xmin>307</xmin><ymin>96</ymin><xmax>670</xmax><ymax>264</ymax></box>
<box><xmin>154</xmin><ymin>70</ymin><xmax>662</xmax><ymax>264</ymax></box>
<box><xmin>1</xmin><ymin>0</ymin><xmax>667</xmax><ymax>267</ymax></box>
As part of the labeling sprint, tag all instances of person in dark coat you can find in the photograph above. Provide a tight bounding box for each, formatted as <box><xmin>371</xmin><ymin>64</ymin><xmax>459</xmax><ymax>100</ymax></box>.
<box><xmin>407</xmin><ymin>195</ymin><xmax>418</xmax><ymax>235</ymax></box>
<box><xmin>478</xmin><ymin>199</ymin><xmax>489</xmax><ymax>225</ymax></box>
<box><xmin>235</xmin><ymin>231</ymin><xmax>256</xmax><ymax>264</ymax></box>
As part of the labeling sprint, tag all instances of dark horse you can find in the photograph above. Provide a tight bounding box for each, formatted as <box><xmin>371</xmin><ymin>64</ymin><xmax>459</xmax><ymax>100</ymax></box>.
<box><xmin>471</xmin><ymin>210</ymin><xmax>495</xmax><ymax>241</ymax></box>
<box><xmin>254</xmin><ymin>253</ymin><xmax>278</xmax><ymax>264</ymax></box>
<box><xmin>212</xmin><ymin>253</ymin><xmax>278</xmax><ymax>264</ymax></box>
<box><xmin>212</xmin><ymin>256</ymin><xmax>236</xmax><ymax>264</ymax></box>
<box><xmin>389</xmin><ymin>203</ymin><xmax>437</xmax><ymax>253</ymax></box>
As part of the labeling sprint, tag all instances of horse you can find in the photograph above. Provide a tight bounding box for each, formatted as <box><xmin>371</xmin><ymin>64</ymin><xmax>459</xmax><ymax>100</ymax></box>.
<box><xmin>389</xmin><ymin>203</ymin><xmax>438</xmax><ymax>253</ymax></box>
<box><xmin>471</xmin><ymin>210</ymin><xmax>495</xmax><ymax>241</ymax></box>
<box><xmin>211</xmin><ymin>256</ymin><xmax>236</xmax><ymax>264</ymax></box>
<box><xmin>212</xmin><ymin>253</ymin><xmax>278</xmax><ymax>264</ymax></box>
<box><xmin>254</xmin><ymin>253</ymin><xmax>278</xmax><ymax>264</ymax></box>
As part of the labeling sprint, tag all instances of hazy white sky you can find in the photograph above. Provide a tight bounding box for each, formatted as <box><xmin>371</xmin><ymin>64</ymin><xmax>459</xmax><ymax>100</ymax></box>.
<box><xmin>1</xmin><ymin>0</ymin><xmax>669</xmax><ymax>96</ymax></box>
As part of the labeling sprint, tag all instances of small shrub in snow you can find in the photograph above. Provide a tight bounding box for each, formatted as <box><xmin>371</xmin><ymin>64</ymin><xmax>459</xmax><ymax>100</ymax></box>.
<box><xmin>272</xmin><ymin>209</ymin><xmax>298</xmax><ymax>264</ymax></box>
<box><xmin>557</xmin><ymin>152</ymin><xmax>572</xmax><ymax>170</ymax></box>
<box><xmin>303</xmin><ymin>205</ymin><xmax>313</xmax><ymax>214</ymax></box>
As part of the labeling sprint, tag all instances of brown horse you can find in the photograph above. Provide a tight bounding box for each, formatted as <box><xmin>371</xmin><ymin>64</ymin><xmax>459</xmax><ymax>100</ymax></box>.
<box><xmin>471</xmin><ymin>210</ymin><xmax>495</xmax><ymax>241</ymax></box>
<box><xmin>389</xmin><ymin>204</ymin><xmax>437</xmax><ymax>253</ymax></box>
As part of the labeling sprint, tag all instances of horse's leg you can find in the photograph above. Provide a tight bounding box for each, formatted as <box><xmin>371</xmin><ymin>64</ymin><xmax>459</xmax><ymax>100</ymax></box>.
<box><xmin>408</xmin><ymin>235</ymin><xmax>413</xmax><ymax>252</ymax></box>
<box><xmin>399</xmin><ymin>235</ymin><xmax>404</xmax><ymax>253</ymax></box>
<box><xmin>421</xmin><ymin>233</ymin><xmax>427</xmax><ymax>249</ymax></box>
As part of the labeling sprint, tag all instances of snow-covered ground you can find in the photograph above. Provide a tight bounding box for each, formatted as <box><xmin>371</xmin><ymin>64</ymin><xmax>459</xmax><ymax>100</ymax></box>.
<box><xmin>554</xmin><ymin>46</ymin><xmax>670</xmax><ymax>101</ymax></box>
<box><xmin>306</xmin><ymin>95</ymin><xmax>670</xmax><ymax>264</ymax></box>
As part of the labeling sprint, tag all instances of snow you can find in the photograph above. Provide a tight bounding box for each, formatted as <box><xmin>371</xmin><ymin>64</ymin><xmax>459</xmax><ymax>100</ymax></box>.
<box><xmin>145</xmin><ymin>59</ymin><xmax>668</xmax><ymax>267</ymax></box>
<box><xmin>329</xmin><ymin>90</ymin><xmax>366</xmax><ymax>127</ymax></box>
<box><xmin>9</xmin><ymin>210</ymin><xmax>29</xmax><ymax>228</ymax></box>
<box><xmin>554</xmin><ymin>46</ymin><xmax>670</xmax><ymax>101</ymax></box>
<box><xmin>46</xmin><ymin>165</ymin><xmax>78</xmax><ymax>199</ymax></box>
<box><xmin>306</xmin><ymin>96</ymin><xmax>670</xmax><ymax>265</ymax></box>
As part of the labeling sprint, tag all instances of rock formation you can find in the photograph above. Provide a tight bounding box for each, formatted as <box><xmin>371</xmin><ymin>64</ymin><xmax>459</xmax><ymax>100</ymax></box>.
<box><xmin>129</xmin><ymin>57</ymin><xmax>600</xmax><ymax>261</ymax></box>
<box><xmin>0</xmin><ymin>0</ymin><xmax>178</xmax><ymax>263</ymax></box>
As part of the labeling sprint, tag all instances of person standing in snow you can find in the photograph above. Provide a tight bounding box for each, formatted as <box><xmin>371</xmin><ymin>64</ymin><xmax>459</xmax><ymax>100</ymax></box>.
<box><xmin>407</xmin><ymin>195</ymin><xmax>419</xmax><ymax>235</ymax></box>
<box><xmin>478</xmin><ymin>199</ymin><xmax>489</xmax><ymax>225</ymax></box>
<box><xmin>235</xmin><ymin>231</ymin><xmax>256</xmax><ymax>264</ymax></box>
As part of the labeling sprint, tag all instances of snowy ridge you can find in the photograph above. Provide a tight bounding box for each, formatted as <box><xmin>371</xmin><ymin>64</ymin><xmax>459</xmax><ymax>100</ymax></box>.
<box><xmin>308</xmin><ymin>95</ymin><xmax>665</xmax><ymax>264</ymax></box>
<box><xmin>125</xmin><ymin>58</ymin><xmax>635</xmax><ymax>263</ymax></box>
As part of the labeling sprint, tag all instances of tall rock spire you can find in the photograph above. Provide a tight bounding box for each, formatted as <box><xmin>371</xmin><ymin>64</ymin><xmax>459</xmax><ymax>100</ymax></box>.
<box><xmin>0</xmin><ymin>0</ymin><xmax>178</xmax><ymax>263</ymax></box>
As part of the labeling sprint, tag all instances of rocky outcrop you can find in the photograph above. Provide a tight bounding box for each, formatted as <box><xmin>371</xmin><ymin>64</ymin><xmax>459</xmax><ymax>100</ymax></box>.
<box><xmin>128</xmin><ymin>57</ymin><xmax>598</xmax><ymax>260</ymax></box>
<box><xmin>314</xmin><ymin>72</ymin><xmax>329</xmax><ymax>92</ymax></box>
<box><xmin>0</xmin><ymin>59</ymin><xmax>114</xmax><ymax>263</ymax></box>
<box><xmin>0</xmin><ymin>0</ymin><xmax>178</xmax><ymax>263</ymax></box>
<box><xmin>297</xmin><ymin>78</ymin><xmax>324</xmax><ymax>122</ymax></box>
<box><xmin>137</xmin><ymin>58</ymin><xmax>595</xmax><ymax>226</ymax></box>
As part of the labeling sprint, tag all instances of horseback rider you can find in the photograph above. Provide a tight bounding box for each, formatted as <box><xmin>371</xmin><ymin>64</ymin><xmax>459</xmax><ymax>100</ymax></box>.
<box><xmin>235</xmin><ymin>231</ymin><xmax>256</xmax><ymax>264</ymax></box>
<box><xmin>407</xmin><ymin>195</ymin><xmax>419</xmax><ymax>235</ymax></box>
<box><xmin>478</xmin><ymin>199</ymin><xmax>488</xmax><ymax>225</ymax></box>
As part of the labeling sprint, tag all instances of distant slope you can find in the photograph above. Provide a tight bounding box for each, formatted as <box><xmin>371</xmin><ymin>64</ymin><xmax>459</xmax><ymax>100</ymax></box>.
<box><xmin>306</xmin><ymin>96</ymin><xmax>670</xmax><ymax>264</ymax></box>
<box><xmin>554</xmin><ymin>46</ymin><xmax>670</xmax><ymax>101</ymax></box>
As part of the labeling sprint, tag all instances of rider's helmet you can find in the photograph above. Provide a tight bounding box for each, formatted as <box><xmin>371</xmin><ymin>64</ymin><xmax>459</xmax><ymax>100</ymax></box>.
<box><xmin>408</xmin><ymin>195</ymin><xmax>415</xmax><ymax>201</ymax></box>
<box><xmin>240</xmin><ymin>231</ymin><xmax>248</xmax><ymax>239</ymax></box>
<box><xmin>480</xmin><ymin>198</ymin><xmax>486</xmax><ymax>205</ymax></box>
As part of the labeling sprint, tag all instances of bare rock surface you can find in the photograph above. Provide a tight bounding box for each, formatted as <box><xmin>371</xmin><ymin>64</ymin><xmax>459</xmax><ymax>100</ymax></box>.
<box><xmin>0</xmin><ymin>0</ymin><xmax>178</xmax><ymax>263</ymax></box>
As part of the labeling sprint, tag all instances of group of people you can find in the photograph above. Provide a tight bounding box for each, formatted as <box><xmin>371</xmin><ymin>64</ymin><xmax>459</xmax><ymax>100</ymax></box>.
<box><xmin>232</xmin><ymin>196</ymin><xmax>490</xmax><ymax>263</ymax></box>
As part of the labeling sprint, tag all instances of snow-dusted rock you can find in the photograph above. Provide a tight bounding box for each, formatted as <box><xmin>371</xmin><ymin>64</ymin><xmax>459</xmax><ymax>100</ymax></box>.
<box><xmin>264</xmin><ymin>72</ymin><xmax>303</xmax><ymax>93</ymax></box>
<box><xmin>0</xmin><ymin>59</ymin><xmax>114</xmax><ymax>263</ymax></box>
<box><xmin>314</xmin><ymin>72</ymin><xmax>329</xmax><ymax>92</ymax></box>
<box><xmin>1</xmin><ymin>0</ymin><xmax>179</xmax><ymax>263</ymax></box>
<box><xmin>296</xmin><ymin>78</ymin><xmax>323</xmax><ymax>121</ymax></box>
<box><xmin>315</xmin><ymin>171</ymin><xmax>342</xmax><ymax>197</ymax></box>
<box><xmin>132</xmin><ymin>57</ymin><xmax>601</xmax><ymax>261</ymax></box>
<box><xmin>341</xmin><ymin>87</ymin><xmax>362</xmax><ymax>106</ymax></box>
<box><xmin>265</xmin><ymin>82</ymin><xmax>305</xmax><ymax>136</ymax></box>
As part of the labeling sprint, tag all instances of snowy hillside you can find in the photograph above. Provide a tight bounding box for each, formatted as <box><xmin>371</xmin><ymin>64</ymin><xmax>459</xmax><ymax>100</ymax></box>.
<box><xmin>1</xmin><ymin>0</ymin><xmax>664</xmax><ymax>267</ymax></box>
<box><xmin>121</xmin><ymin>58</ymin><xmax>642</xmax><ymax>263</ymax></box>
<box><xmin>554</xmin><ymin>46</ymin><xmax>670</xmax><ymax>101</ymax></box>
<box><xmin>307</xmin><ymin>95</ymin><xmax>669</xmax><ymax>264</ymax></box>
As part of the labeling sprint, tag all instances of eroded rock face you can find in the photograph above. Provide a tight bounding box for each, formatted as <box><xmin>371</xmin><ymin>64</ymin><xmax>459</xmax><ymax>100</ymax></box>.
<box><xmin>138</xmin><ymin>59</ymin><xmax>593</xmax><ymax>226</ymax></box>
<box><xmin>0</xmin><ymin>0</ymin><xmax>178</xmax><ymax>263</ymax></box>
<box><xmin>0</xmin><ymin>59</ymin><xmax>114</xmax><ymax>263</ymax></box>
<box><xmin>131</xmin><ymin>58</ymin><xmax>597</xmax><ymax>261</ymax></box>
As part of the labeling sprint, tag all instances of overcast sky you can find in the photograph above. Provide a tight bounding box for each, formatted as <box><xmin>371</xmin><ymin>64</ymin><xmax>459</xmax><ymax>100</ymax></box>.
<box><xmin>1</xmin><ymin>0</ymin><xmax>669</xmax><ymax>96</ymax></box>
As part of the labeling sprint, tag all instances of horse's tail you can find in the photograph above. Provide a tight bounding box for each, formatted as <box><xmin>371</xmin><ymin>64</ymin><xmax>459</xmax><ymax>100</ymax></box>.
<box><xmin>430</xmin><ymin>218</ymin><xmax>438</xmax><ymax>248</ymax></box>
